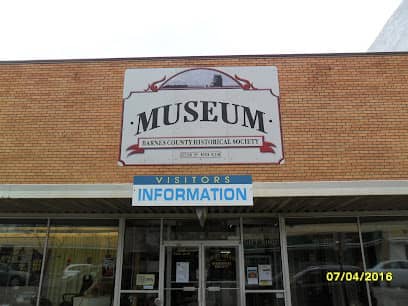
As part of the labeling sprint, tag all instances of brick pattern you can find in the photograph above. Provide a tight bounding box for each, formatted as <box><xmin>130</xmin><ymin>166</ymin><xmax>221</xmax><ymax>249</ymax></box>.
<box><xmin>0</xmin><ymin>54</ymin><xmax>407</xmax><ymax>183</ymax></box>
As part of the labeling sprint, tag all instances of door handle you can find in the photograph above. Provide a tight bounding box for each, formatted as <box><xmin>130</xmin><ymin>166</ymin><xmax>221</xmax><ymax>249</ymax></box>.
<box><xmin>183</xmin><ymin>286</ymin><xmax>197</xmax><ymax>291</ymax></box>
<box><xmin>207</xmin><ymin>286</ymin><xmax>221</xmax><ymax>292</ymax></box>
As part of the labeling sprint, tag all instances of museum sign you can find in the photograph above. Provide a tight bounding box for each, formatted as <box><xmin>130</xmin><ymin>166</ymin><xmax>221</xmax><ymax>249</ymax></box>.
<box><xmin>119</xmin><ymin>66</ymin><xmax>284</xmax><ymax>165</ymax></box>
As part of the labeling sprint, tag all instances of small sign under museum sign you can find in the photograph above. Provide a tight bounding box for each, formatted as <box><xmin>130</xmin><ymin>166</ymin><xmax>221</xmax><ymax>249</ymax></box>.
<box><xmin>132</xmin><ymin>175</ymin><xmax>253</xmax><ymax>206</ymax></box>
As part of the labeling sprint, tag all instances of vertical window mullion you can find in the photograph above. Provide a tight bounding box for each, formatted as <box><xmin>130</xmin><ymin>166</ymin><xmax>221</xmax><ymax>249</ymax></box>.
<box><xmin>114</xmin><ymin>217</ymin><xmax>126</xmax><ymax>305</ymax></box>
<box><xmin>240</xmin><ymin>217</ymin><xmax>246</xmax><ymax>306</ymax></box>
<box><xmin>159</xmin><ymin>218</ymin><xmax>165</xmax><ymax>304</ymax></box>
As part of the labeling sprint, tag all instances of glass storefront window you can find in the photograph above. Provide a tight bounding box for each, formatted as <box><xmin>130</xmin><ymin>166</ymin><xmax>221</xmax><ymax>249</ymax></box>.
<box><xmin>40</xmin><ymin>220</ymin><xmax>118</xmax><ymax>306</ymax></box>
<box><xmin>286</xmin><ymin>218</ymin><xmax>369</xmax><ymax>306</ymax></box>
<box><xmin>12</xmin><ymin>214</ymin><xmax>408</xmax><ymax>306</ymax></box>
<box><xmin>121</xmin><ymin>220</ymin><xmax>161</xmax><ymax>291</ymax></box>
<box><xmin>360</xmin><ymin>217</ymin><xmax>408</xmax><ymax>306</ymax></box>
<box><xmin>243</xmin><ymin>218</ymin><xmax>283</xmax><ymax>290</ymax></box>
<box><xmin>0</xmin><ymin>219</ymin><xmax>47</xmax><ymax>306</ymax></box>
<box><xmin>164</xmin><ymin>219</ymin><xmax>240</xmax><ymax>241</ymax></box>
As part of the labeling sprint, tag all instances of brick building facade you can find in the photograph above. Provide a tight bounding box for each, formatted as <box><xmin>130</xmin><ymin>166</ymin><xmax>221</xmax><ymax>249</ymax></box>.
<box><xmin>0</xmin><ymin>53</ymin><xmax>407</xmax><ymax>306</ymax></box>
<box><xmin>1</xmin><ymin>53</ymin><xmax>407</xmax><ymax>183</ymax></box>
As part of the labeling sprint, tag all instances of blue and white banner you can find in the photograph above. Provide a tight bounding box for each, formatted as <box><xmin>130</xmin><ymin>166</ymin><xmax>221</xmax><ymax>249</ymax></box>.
<box><xmin>132</xmin><ymin>175</ymin><xmax>253</xmax><ymax>206</ymax></box>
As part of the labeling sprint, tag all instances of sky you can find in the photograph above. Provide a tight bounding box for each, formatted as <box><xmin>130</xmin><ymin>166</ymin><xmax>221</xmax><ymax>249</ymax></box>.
<box><xmin>0</xmin><ymin>0</ymin><xmax>402</xmax><ymax>61</ymax></box>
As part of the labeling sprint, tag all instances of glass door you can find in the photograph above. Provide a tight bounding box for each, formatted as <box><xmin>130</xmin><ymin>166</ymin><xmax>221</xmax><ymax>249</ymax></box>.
<box><xmin>203</xmin><ymin>245</ymin><xmax>241</xmax><ymax>306</ymax></box>
<box><xmin>164</xmin><ymin>246</ymin><xmax>200</xmax><ymax>306</ymax></box>
<box><xmin>163</xmin><ymin>242</ymin><xmax>242</xmax><ymax>306</ymax></box>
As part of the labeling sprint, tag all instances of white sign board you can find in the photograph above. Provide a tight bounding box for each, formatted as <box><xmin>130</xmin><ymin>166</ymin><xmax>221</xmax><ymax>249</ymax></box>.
<box><xmin>119</xmin><ymin>66</ymin><xmax>283</xmax><ymax>165</ymax></box>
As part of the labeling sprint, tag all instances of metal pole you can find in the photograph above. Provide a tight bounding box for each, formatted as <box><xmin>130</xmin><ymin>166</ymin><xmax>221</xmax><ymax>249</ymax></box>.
<box><xmin>357</xmin><ymin>217</ymin><xmax>373</xmax><ymax>306</ymax></box>
<box><xmin>36</xmin><ymin>218</ymin><xmax>50</xmax><ymax>306</ymax></box>
<box><xmin>279</xmin><ymin>215</ymin><xmax>292</xmax><ymax>306</ymax></box>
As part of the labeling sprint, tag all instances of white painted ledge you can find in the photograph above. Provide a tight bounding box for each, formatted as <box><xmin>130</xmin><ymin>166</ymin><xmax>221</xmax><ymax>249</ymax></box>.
<box><xmin>0</xmin><ymin>184</ymin><xmax>133</xmax><ymax>198</ymax></box>
<box><xmin>254</xmin><ymin>180</ymin><xmax>408</xmax><ymax>197</ymax></box>
<box><xmin>0</xmin><ymin>180</ymin><xmax>407</xmax><ymax>199</ymax></box>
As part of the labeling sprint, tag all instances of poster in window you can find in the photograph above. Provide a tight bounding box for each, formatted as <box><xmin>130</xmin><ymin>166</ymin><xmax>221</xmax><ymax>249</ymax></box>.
<box><xmin>247</xmin><ymin>266</ymin><xmax>258</xmax><ymax>285</ymax></box>
<box><xmin>258</xmin><ymin>264</ymin><xmax>272</xmax><ymax>286</ymax></box>
<box><xmin>136</xmin><ymin>274</ymin><xmax>155</xmax><ymax>289</ymax></box>
<box><xmin>176</xmin><ymin>262</ymin><xmax>189</xmax><ymax>283</ymax></box>
<box><xmin>102</xmin><ymin>254</ymin><xmax>115</xmax><ymax>278</ymax></box>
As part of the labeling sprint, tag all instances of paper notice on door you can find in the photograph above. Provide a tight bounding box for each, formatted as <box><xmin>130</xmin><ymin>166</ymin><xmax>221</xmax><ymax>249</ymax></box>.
<box><xmin>247</xmin><ymin>266</ymin><xmax>258</xmax><ymax>285</ymax></box>
<box><xmin>136</xmin><ymin>274</ymin><xmax>155</xmax><ymax>289</ymax></box>
<box><xmin>258</xmin><ymin>264</ymin><xmax>272</xmax><ymax>286</ymax></box>
<box><xmin>176</xmin><ymin>262</ymin><xmax>189</xmax><ymax>283</ymax></box>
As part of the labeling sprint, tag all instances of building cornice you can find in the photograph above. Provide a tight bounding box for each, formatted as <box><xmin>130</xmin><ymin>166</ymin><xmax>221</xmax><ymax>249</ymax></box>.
<box><xmin>0</xmin><ymin>180</ymin><xmax>407</xmax><ymax>198</ymax></box>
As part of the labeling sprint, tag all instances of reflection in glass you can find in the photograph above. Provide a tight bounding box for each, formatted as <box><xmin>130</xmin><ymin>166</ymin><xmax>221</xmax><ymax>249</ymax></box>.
<box><xmin>122</xmin><ymin>220</ymin><xmax>160</xmax><ymax>291</ymax></box>
<box><xmin>164</xmin><ymin>219</ymin><xmax>240</xmax><ymax>241</ymax></box>
<box><xmin>243</xmin><ymin>219</ymin><xmax>283</xmax><ymax>291</ymax></box>
<box><xmin>286</xmin><ymin>218</ymin><xmax>369</xmax><ymax>306</ymax></box>
<box><xmin>162</xmin><ymin>68</ymin><xmax>240</xmax><ymax>89</ymax></box>
<box><xmin>245</xmin><ymin>292</ymin><xmax>285</xmax><ymax>306</ymax></box>
<box><xmin>120</xmin><ymin>293</ymin><xmax>158</xmax><ymax>306</ymax></box>
<box><xmin>361</xmin><ymin>217</ymin><xmax>408</xmax><ymax>306</ymax></box>
<box><xmin>41</xmin><ymin>220</ymin><xmax>118</xmax><ymax>306</ymax></box>
<box><xmin>0</xmin><ymin>220</ymin><xmax>47</xmax><ymax>305</ymax></box>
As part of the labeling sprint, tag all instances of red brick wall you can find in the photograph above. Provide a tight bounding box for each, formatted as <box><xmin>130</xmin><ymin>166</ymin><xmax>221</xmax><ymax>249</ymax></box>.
<box><xmin>0</xmin><ymin>54</ymin><xmax>407</xmax><ymax>183</ymax></box>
